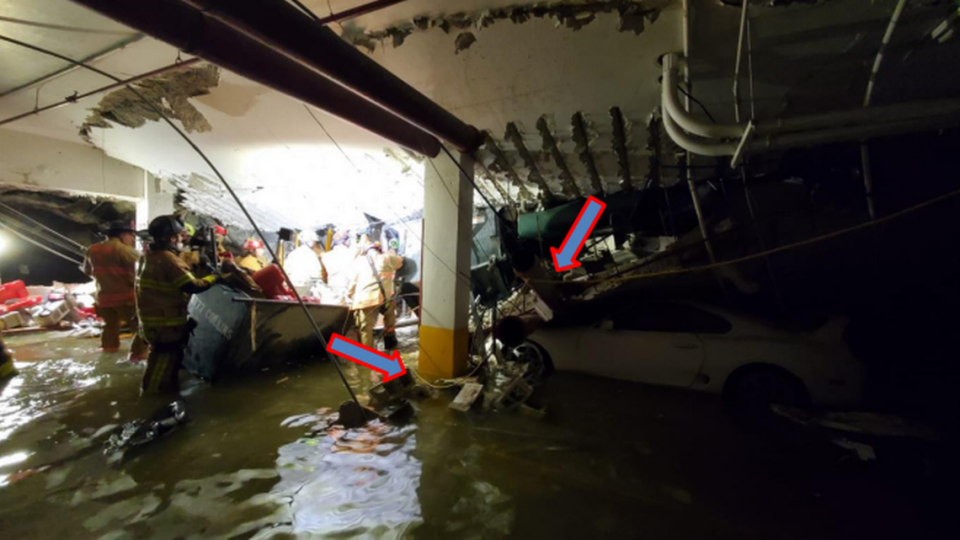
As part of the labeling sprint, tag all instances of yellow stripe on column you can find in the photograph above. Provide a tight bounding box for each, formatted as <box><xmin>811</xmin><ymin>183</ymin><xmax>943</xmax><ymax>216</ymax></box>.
<box><xmin>417</xmin><ymin>325</ymin><xmax>469</xmax><ymax>380</ymax></box>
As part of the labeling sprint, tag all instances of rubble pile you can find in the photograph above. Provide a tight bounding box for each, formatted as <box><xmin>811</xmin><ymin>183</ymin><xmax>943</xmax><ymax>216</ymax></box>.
<box><xmin>0</xmin><ymin>280</ymin><xmax>103</xmax><ymax>335</ymax></box>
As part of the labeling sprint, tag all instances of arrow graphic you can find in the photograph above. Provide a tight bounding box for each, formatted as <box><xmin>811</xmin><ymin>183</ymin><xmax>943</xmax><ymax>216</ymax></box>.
<box><xmin>326</xmin><ymin>333</ymin><xmax>407</xmax><ymax>382</ymax></box>
<box><xmin>550</xmin><ymin>196</ymin><xmax>607</xmax><ymax>272</ymax></box>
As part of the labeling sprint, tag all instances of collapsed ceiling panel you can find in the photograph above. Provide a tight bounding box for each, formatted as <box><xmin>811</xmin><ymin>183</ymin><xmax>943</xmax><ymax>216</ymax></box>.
<box><xmin>79</xmin><ymin>64</ymin><xmax>220</xmax><ymax>143</ymax></box>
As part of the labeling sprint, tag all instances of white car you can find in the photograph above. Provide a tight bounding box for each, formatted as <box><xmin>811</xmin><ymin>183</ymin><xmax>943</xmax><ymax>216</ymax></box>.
<box><xmin>521</xmin><ymin>302</ymin><xmax>863</xmax><ymax>409</ymax></box>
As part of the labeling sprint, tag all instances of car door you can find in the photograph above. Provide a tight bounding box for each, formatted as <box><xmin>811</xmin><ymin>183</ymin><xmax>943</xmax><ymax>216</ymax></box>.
<box><xmin>577</xmin><ymin>303</ymin><xmax>707</xmax><ymax>387</ymax></box>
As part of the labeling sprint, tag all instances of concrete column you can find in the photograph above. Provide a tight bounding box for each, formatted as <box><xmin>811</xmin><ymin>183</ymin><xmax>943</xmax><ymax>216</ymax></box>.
<box><xmin>417</xmin><ymin>151</ymin><xmax>474</xmax><ymax>380</ymax></box>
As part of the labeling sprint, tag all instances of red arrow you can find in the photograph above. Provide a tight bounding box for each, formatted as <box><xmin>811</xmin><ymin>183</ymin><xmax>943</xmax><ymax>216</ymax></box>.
<box><xmin>550</xmin><ymin>196</ymin><xmax>607</xmax><ymax>272</ymax></box>
<box><xmin>326</xmin><ymin>333</ymin><xmax>407</xmax><ymax>382</ymax></box>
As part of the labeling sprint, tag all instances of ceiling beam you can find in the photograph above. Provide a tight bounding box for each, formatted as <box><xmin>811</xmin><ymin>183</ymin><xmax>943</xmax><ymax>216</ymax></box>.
<box><xmin>536</xmin><ymin>116</ymin><xmax>582</xmax><ymax>200</ymax></box>
<box><xmin>484</xmin><ymin>133</ymin><xmax>534</xmax><ymax>205</ymax></box>
<box><xmin>571</xmin><ymin>112</ymin><xmax>604</xmax><ymax>196</ymax></box>
<box><xmin>610</xmin><ymin>106</ymin><xmax>633</xmax><ymax>191</ymax></box>
<box><xmin>505</xmin><ymin>122</ymin><xmax>556</xmax><ymax>206</ymax></box>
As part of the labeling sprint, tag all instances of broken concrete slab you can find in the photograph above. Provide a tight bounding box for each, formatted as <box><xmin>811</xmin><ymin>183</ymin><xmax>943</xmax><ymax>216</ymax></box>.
<box><xmin>79</xmin><ymin>64</ymin><xmax>220</xmax><ymax>144</ymax></box>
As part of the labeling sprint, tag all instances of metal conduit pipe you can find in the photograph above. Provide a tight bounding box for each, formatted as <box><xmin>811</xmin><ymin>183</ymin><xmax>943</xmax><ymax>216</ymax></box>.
<box><xmin>661</xmin><ymin>107</ymin><xmax>739</xmax><ymax>156</ymax></box>
<box><xmin>663</xmin><ymin>52</ymin><xmax>960</xmax><ymax>143</ymax></box>
<box><xmin>662</xmin><ymin>100</ymin><xmax>960</xmax><ymax>157</ymax></box>
<box><xmin>0</xmin><ymin>57</ymin><xmax>202</xmax><ymax>127</ymax></box>
<box><xmin>755</xmin><ymin>113</ymin><xmax>960</xmax><ymax>152</ymax></box>
<box><xmin>761</xmin><ymin>98</ymin><xmax>960</xmax><ymax>135</ymax></box>
<box><xmin>662</xmin><ymin>53</ymin><xmax>745</xmax><ymax>139</ymax></box>
<box><xmin>72</xmin><ymin>0</ymin><xmax>441</xmax><ymax>157</ymax></box>
<box><xmin>182</xmin><ymin>0</ymin><xmax>484</xmax><ymax>152</ymax></box>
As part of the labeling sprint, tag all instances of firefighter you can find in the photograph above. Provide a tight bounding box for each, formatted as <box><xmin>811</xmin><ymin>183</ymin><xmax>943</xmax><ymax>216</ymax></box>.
<box><xmin>83</xmin><ymin>220</ymin><xmax>149</xmax><ymax>360</ymax></box>
<box><xmin>349</xmin><ymin>237</ymin><xmax>403</xmax><ymax>350</ymax></box>
<box><xmin>137</xmin><ymin>215</ymin><xmax>227</xmax><ymax>394</ymax></box>
<box><xmin>237</xmin><ymin>238</ymin><xmax>268</xmax><ymax>273</ymax></box>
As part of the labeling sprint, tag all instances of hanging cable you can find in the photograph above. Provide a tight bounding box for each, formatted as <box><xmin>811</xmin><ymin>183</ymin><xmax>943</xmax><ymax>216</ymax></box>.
<box><xmin>0</xmin><ymin>221</ymin><xmax>84</xmax><ymax>266</ymax></box>
<box><xmin>676</xmin><ymin>86</ymin><xmax>718</xmax><ymax>124</ymax></box>
<box><xmin>0</xmin><ymin>33</ymin><xmax>365</xmax><ymax>411</ymax></box>
<box><xmin>0</xmin><ymin>201</ymin><xmax>87</xmax><ymax>250</ymax></box>
<box><xmin>441</xmin><ymin>145</ymin><xmax>517</xmax><ymax>236</ymax></box>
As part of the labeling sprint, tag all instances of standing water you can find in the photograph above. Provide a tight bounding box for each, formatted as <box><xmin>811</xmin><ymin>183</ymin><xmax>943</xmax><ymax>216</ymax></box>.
<box><xmin>0</xmin><ymin>331</ymin><xmax>935</xmax><ymax>539</ymax></box>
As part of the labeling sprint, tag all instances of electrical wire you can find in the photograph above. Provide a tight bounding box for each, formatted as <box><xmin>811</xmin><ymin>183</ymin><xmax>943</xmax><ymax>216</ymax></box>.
<box><xmin>534</xmin><ymin>182</ymin><xmax>960</xmax><ymax>286</ymax></box>
<box><xmin>298</xmin><ymin>106</ymin><xmax>473</xmax><ymax>287</ymax></box>
<box><xmin>0</xmin><ymin>16</ymin><xmax>136</xmax><ymax>36</ymax></box>
<box><xmin>0</xmin><ymin>201</ymin><xmax>87</xmax><ymax>250</ymax></box>
<box><xmin>677</xmin><ymin>86</ymin><xmax>718</xmax><ymax>124</ymax></box>
<box><xmin>0</xmin><ymin>221</ymin><xmax>84</xmax><ymax>266</ymax></box>
<box><xmin>303</xmin><ymin>104</ymin><xmax>360</xmax><ymax>172</ymax></box>
<box><xmin>0</xmin><ymin>33</ymin><xmax>365</xmax><ymax>411</ymax></box>
<box><xmin>441</xmin><ymin>145</ymin><xmax>518</xmax><ymax>236</ymax></box>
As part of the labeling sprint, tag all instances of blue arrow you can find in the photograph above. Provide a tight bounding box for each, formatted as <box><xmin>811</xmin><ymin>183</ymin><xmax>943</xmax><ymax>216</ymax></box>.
<box><xmin>326</xmin><ymin>333</ymin><xmax>407</xmax><ymax>382</ymax></box>
<box><xmin>550</xmin><ymin>196</ymin><xmax>607</xmax><ymax>271</ymax></box>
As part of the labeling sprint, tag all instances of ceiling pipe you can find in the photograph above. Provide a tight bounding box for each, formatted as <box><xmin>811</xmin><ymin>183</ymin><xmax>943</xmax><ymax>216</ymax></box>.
<box><xmin>0</xmin><ymin>57</ymin><xmax>202</xmax><ymax>128</ymax></box>
<box><xmin>182</xmin><ymin>0</ymin><xmax>483</xmax><ymax>152</ymax></box>
<box><xmin>71</xmin><ymin>0</ymin><xmax>441</xmax><ymax>157</ymax></box>
<box><xmin>315</xmin><ymin>0</ymin><xmax>407</xmax><ymax>25</ymax></box>
<box><xmin>661</xmin><ymin>52</ymin><xmax>960</xmax><ymax>156</ymax></box>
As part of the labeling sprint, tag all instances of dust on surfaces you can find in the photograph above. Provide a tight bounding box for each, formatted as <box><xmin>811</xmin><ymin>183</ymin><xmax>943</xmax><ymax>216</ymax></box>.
<box><xmin>343</xmin><ymin>1</ymin><xmax>669</xmax><ymax>54</ymax></box>
<box><xmin>79</xmin><ymin>64</ymin><xmax>220</xmax><ymax>144</ymax></box>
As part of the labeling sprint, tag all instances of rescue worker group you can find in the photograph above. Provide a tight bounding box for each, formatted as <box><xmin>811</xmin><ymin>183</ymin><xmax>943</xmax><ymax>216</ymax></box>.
<box><xmin>82</xmin><ymin>216</ymin><xmax>402</xmax><ymax>394</ymax></box>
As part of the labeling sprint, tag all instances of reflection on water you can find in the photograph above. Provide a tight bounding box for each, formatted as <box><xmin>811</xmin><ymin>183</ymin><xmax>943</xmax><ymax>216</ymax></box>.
<box><xmin>270</xmin><ymin>411</ymin><xmax>422</xmax><ymax>538</ymax></box>
<box><xmin>0</xmin><ymin>329</ymin><xmax>846</xmax><ymax>539</ymax></box>
<box><xmin>0</xmin><ymin>333</ymin><xmax>432</xmax><ymax>539</ymax></box>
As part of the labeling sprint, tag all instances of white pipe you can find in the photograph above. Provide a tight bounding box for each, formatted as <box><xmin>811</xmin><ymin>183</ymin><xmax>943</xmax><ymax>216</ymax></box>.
<box><xmin>661</xmin><ymin>52</ymin><xmax>960</xmax><ymax>156</ymax></box>
<box><xmin>662</xmin><ymin>106</ymin><xmax>739</xmax><ymax>157</ymax></box>
<box><xmin>662</xmin><ymin>100</ymin><xmax>960</xmax><ymax>157</ymax></box>
<box><xmin>663</xmin><ymin>53</ymin><xmax>745</xmax><ymax>139</ymax></box>
<box><xmin>733</xmin><ymin>0</ymin><xmax>749</xmax><ymax>124</ymax></box>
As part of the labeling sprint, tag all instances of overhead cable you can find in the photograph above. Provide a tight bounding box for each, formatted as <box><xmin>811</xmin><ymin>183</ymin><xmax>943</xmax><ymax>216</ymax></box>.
<box><xmin>0</xmin><ymin>33</ymin><xmax>364</xmax><ymax>411</ymax></box>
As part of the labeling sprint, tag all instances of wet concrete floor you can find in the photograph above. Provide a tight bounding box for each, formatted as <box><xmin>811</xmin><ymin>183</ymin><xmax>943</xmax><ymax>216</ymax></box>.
<box><xmin>0</xmin><ymin>330</ymin><xmax>948</xmax><ymax>539</ymax></box>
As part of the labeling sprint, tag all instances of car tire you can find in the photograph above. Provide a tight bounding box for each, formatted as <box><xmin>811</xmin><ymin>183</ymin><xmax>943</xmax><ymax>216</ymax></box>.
<box><xmin>510</xmin><ymin>340</ymin><xmax>555</xmax><ymax>386</ymax></box>
<box><xmin>724</xmin><ymin>366</ymin><xmax>810</xmax><ymax>428</ymax></box>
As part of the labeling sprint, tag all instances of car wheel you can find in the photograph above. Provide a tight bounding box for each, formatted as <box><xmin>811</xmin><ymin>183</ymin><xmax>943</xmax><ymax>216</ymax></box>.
<box><xmin>510</xmin><ymin>340</ymin><xmax>555</xmax><ymax>386</ymax></box>
<box><xmin>724</xmin><ymin>367</ymin><xmax>810</xmax><ymax>427</ymax></box>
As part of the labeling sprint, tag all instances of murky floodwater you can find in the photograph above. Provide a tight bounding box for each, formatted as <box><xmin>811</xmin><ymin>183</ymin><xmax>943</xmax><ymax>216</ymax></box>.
<box><xmin>0</xmin><ymin>330</ymin><xmax>943</xmax><ymax>539</ymax></box>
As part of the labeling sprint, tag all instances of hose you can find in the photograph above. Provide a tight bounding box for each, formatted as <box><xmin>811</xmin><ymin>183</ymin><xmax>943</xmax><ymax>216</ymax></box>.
<box><xmin>0</xmin><ymin>34</ymin><xmax>364</xmax><ymax>411</ymax></box>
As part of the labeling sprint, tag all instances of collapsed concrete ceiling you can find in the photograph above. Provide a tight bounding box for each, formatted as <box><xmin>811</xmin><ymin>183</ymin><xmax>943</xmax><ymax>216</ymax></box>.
<box><xmin>0</xmin><ymin>0</ymin><xmax>958</xmax><ymax>226</ymax></box>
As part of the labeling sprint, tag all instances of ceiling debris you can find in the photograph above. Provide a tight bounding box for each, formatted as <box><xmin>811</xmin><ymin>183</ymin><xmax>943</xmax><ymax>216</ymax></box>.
<box><xmin>341</xmin><ymin>0</ymin><xmax>667</xmax><ymax>53</ymax></box>
<box><xmin>536</xmin><ymin>115</ymin><xmax>582</xmax><ymax>199</ymax></box>
<box><xmin>505</xmin><ymin>122</ymin><xmax>557</xmax><ymax>206</ymax></box>
<box><xmin>571</xmin><ymin>111</ymin><xmax>605</xmax><ymax>196</ymax></box>
<box><xmin>79</xmin><ymin>64</ymin><xmax>220</xmax><ymax>144</ymax></box>
<box><xmin>610</xmin><ymin>106</ymin><xmax>634</xmax><ymax>191</ymax></box>
<box><xmin>455</xmin><ymin>31</ymin><xmax>478</xmax><ymax>53</ymax></box>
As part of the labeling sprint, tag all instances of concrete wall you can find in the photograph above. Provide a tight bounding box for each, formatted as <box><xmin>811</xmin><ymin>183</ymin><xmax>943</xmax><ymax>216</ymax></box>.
<box><xmin>0</xmin><ymin>127</ymin><xmax>145</xmax><ymax>199</ymax></box>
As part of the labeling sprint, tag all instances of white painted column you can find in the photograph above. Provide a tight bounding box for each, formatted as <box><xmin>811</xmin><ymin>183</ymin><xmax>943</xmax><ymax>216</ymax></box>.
<box><xmin>417</xmin><ymin>151</ymin><xmax>474</xmax><ymax>380</ymax></box>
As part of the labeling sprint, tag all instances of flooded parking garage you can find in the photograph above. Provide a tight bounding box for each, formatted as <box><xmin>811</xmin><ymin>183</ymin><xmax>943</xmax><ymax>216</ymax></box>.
<box><xmin>3</xmin><ymin>0</ymin><xmax>960</xmax><ymax>538</ymax></box>
<box><xmin>0</xmin><ymin>330</ymin><xmax>952</xmax><ymax>539</ymax></box>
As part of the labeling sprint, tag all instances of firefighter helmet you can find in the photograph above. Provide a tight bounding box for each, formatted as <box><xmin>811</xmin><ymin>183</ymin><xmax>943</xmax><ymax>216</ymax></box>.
<box><xmin>148</xmin><ymin>215</ymin><xmax>185</xmax><ymax>241</ymax></box>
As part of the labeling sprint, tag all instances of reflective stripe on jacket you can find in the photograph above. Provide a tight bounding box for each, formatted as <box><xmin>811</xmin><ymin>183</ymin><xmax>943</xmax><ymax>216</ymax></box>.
<box><xmin>84</xmin><ymin>238</ymin><xmax>137</xmax><ymax>308</ymax></box>
<box><xmin>136</xmin><ymin>248</ymin><xmax>218</xmax><ymax>331</ymax></box>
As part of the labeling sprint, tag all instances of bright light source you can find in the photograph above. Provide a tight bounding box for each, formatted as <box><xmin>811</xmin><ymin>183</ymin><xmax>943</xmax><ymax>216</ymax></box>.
<box><xmin>0</xmin><ymin>231</ymin><xmax>7</xmax><ymax>255</ymax></box>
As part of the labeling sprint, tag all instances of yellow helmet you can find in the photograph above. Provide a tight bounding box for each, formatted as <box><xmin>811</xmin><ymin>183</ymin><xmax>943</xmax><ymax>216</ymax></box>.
<box><xmin>183</xmin><ymin>222</ymin><xmax>196</xmax><ymax>237</ymax></box>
